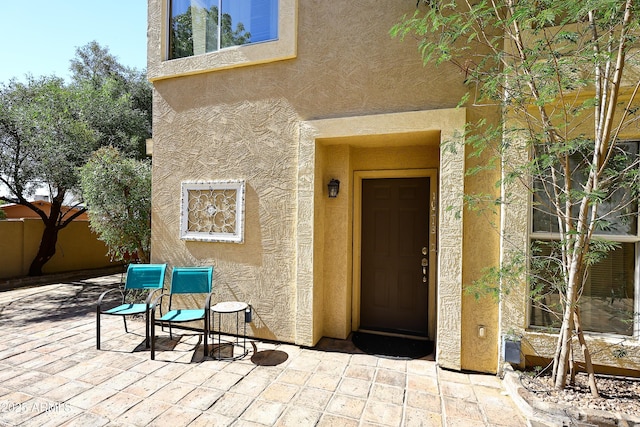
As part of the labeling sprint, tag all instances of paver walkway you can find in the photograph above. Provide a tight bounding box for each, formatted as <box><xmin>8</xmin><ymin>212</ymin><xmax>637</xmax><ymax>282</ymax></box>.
<box><xmin>0</xmin><ymin>274</ymin><xmax>528</xmax><ymax>426</ymax></box>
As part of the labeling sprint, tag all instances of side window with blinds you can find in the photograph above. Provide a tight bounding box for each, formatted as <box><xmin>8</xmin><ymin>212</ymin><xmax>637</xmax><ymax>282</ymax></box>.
<box><xmin>529</xmin><ymin>141</ymin><xmax>639</xmax><ymax>337</ymax></box>
<box><xmin>529</xmin><ymin>240</ymin><xmax>635</xmax><ymax>335</ymax></box>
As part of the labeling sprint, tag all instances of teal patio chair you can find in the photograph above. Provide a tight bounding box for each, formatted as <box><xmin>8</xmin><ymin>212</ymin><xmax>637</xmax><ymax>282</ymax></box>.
<box><xmin>96</xmin><ymin>263</ymin><xmax>167</xmax><ymax>350</ymax></box>
<box><xmin>150</xmin><ymin>266</ymin><xmax>214</xmax><ymax>360</ymax></box>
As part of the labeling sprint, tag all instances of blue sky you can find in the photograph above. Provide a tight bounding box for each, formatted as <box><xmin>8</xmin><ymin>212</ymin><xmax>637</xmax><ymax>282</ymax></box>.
<box><xmin>0</xmin><ymin>1</ymin><xmax>148</xmax><ymax>83</ymax></box>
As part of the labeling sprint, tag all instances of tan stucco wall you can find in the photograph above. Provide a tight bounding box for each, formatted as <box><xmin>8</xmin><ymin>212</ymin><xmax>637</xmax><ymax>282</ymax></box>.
<box><xmin>460</xmin><ymin>145</ymin><xmax>502</xmax><ymax>372</ymax></box>
<box><xmin>0</xmin><ymin>219</ymin><xmax>116</xmax><ymax>279</ymax></box>
<box><xmin>148</xmin><ymin>0</ymin><xmax>503</xmax><ymax>372</ymax></box>
<box><xmin>451</xmin><ymin>106</ymin><xmax>503</xmax><ymax>373</ymax></box>
<box><xmin>150</xmin><ymin>99</ymin><xmax>301</xmax><ymax>342</ymax></box>
<box><xmin>147</xmin><ymin>1</ymin><xmax>466</xmax><ymax>119</ymax></box>
<box><xmin>315</xmin><ymin>144</ymin><xmax>350</xmax><ymax>343</ymax></box>
<box><xmin>0</xmin><ymin>221</ymin><xmax>24</xmax><ymax>278</ymax></box>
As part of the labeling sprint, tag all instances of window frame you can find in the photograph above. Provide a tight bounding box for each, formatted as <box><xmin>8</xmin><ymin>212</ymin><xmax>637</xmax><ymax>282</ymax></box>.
<box><xmin>527</xmin><ymin>144</ymin><xmax>640</xmax><ymax>339</ymax></box>
<box><xmin>167</xmin><ymin>0</ymin><xmax>279</xmax><ymax>61</ymax></box>
<box><xmin>147</xmin><ymin>0</ymin><xmax>297</xmax><ymax>81</ymax></box>
<box><xmin>528</xmin><ymin>236</ymin><xmax>639</xmax><ymax>337</ymax></box>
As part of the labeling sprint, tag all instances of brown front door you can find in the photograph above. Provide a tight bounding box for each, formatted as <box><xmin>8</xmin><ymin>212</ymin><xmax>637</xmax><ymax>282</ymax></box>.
<box><xmin>360</xmin><ymin>177</ymin><xmax>430</xmax><ymax>336</ymax></box>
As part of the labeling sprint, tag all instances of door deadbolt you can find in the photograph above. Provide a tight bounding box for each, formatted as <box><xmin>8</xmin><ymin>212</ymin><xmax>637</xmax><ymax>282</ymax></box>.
<box><xmin>422</xmin><ymin>246</ymin><xmax>428</xmax><ymax>255</ymax></box>
<box><xmin>421</xmin><ymin>258</ymin><xmax>428</xmax><ymax>267</ymax></box>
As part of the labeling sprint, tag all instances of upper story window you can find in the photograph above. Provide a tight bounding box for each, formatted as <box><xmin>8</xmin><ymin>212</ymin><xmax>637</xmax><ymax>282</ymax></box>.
<box><xmin>168</xmin><ymin>0</ymin><xmax>278</xmax><ymax>60</ymax></box>
<box><xmin>147</xmin><ymin>0</ymin><xmax>296</xmax><ymax>81</ymax></box>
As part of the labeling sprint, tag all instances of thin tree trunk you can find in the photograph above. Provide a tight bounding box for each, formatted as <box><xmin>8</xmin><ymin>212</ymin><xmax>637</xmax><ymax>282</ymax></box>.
<box><xmin>554</xmin><ymin>319</ymin><xmax>572</xmax><ymax>388</ymax></box>
<box><xmin>28</xmin><ymin>221</ymin><xmax>59</xmax><ymax>276</ymax></box>
<box><xmin>574</xmin><ymin>308</ymin><xmax>599</xmax><ymax>397</ymax></box>
<box><xmin>554</xmin><ymin>266</ymin><xmax>579</xmax><ymax>389</ymax></box>
<box><xmin>569</xmin><ymin>344</ymin><xmax>575</xmax><ymax>386</ymax></box>
<box><xmin>27</xmin><ymin>195</ymin><xmax>77</xmax><ymax>276</ymax></box>
<box><xmin>552</xmin><ymin>317</ymin><xmax>563</xmax><ymax>380</ymax></box>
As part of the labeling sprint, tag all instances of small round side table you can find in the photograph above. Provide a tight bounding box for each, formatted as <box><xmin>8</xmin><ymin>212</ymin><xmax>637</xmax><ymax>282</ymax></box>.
<box><xmin>211</xmin><ymin>301</ymin><xmax>248</xmax><ymax>360</ymax></box>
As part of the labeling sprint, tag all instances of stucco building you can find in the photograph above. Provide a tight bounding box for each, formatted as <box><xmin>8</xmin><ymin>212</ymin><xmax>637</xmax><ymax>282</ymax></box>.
<box><xmin>146</xmin><ymin>0</ymin><xmax>640</xmax><ymax>374</ymax></box>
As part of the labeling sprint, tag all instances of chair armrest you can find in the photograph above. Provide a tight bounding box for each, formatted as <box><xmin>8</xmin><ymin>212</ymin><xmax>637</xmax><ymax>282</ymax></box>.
<box><xmin>145</xmin><ymin>288</ymin><xmax>164</xmax><ymax>306</ymax></box>
<box><xmin>149</xmin><ymin>292</ymin><xmax>169</xmax><ymax>312</ymax></box>
<box><xmin>97</xmin><ymin>288</ymin><xmax>125</xmax><ymax>311</ymax></box>
<box><xmin>151</xmin><ymin>292</ymin><xmax>170</xmax><ymax>318</ymax></box>
<box><xmin>204</xmin><ymin>292</ymin><xmax>215</xmax><ymax>311</ymax></box>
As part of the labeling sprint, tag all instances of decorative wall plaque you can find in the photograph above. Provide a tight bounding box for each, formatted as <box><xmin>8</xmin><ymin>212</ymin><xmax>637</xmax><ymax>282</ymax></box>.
<box><xmin>180</xmin><ymin>180</ymin><xmax>245</xmax><ymax>243</ymax></box>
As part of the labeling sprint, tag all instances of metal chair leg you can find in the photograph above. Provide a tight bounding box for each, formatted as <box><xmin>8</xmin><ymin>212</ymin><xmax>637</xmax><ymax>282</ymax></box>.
<box><xmin>96</xmin><ymin>307</ymin><xmax>101</xmax><ymax>350</ymax></box>
<box><xmin>144</xmin><ymin>310</ymin><xmax>150</xmax><ymax>348</ymax></box>
<box><xmin>204</xmin><ymin>312</ymin><xmax>209</xmax><ymax>357</ymax></box>
<box><xmin>151</xmin><ymin>310</ymin><xmax>156</xmax><ymax>360</ymax></box>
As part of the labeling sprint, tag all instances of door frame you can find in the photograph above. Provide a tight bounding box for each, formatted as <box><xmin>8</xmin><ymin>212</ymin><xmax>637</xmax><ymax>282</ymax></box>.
<box><xmin>352</xmin><ymin>169</ymin><xmax>438</xmax><ymax>340</ymax></box>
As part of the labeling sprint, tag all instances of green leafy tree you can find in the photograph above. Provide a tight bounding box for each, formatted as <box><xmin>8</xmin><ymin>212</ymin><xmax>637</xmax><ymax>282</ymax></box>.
<box><xmin>80</xmin><ymin>147</ymin><xmax>151</xmax><ymax>263</ymax></box>
<box><xmin>0</xmin><ymin>76</ymin><xmax>98</xmax><ymax>275</ymax></box>
<box><xmin>0</xmin><ymin>42</ymin><xmax>151</xmax><ymax>275</ymax></box>
<box><xmin>393</xmin><ymin>0</ymin><xmax>640</xmax><ymax>394</ymax></box>
<box><xmin>70</xmin><ymin>41</ymin><xmax>128</xmax><ymax>88</ymax></box>
<box><xmin>71</xmin><ymin>41</ymin><xmax>151</xmax><ymax>159</ymax></box>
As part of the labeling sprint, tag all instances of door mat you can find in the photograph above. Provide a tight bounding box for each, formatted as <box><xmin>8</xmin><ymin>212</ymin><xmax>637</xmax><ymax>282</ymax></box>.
<box><xmin>351</xmin><ymin>332</ymin><xmax>434</xmax><ymax>360</ymax></box>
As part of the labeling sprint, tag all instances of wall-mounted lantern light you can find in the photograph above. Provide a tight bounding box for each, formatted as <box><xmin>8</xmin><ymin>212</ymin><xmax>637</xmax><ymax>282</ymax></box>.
<box><xmin>328</xmin><ymin>179</ymin><xmax>340</xmax><ymax>198</ymax></box>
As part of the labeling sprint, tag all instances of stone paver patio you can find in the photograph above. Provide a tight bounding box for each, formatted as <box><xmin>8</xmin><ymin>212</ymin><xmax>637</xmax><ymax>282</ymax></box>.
<box><xmin>0</xmin><ymin>274</ymin><xmax>527</xmax><ymax>426</ymax></box>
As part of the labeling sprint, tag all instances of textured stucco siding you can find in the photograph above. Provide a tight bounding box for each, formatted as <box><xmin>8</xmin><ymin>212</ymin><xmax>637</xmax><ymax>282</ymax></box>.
<box><xmin>435</xmin><ymin>125</ymin><xmax>466</xmax><ymax>371</ymax></box>
<box><xmin>295</xmin><ymin>121</ymin><xmax>317</xmax><ymax>345</ymax></box>
<box><xmin>147</xmin><ymin>0</ymin><xmax>506</xmax><ymax>363</ymax></box>
<box><xmin>148</xmin><ymin>1</ymin><xmax>466</xmax><ymax>121</ymax></box>
<box><xmin>151</xmin><ymin>98</ymin><xmax>302</xmax><ymax>342</ymax></box>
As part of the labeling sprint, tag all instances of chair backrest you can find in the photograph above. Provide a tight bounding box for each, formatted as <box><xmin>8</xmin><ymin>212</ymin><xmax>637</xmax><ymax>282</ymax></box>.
<box><xmin>124</xmin><ymin>264</ymin><xmax>167</xmax><ymax>290</ymax></box>
<box><xmin>170</xmin><ymin>267</ymin><xmax>213</xmax><ymax>295</ymax></box>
